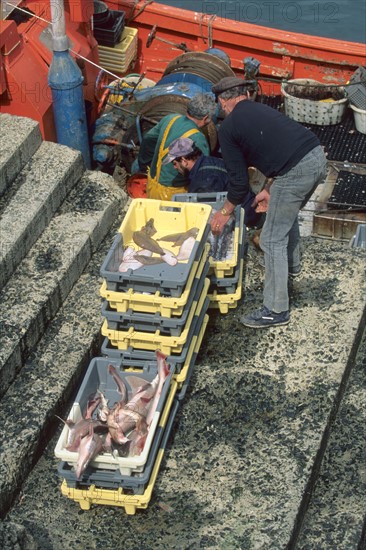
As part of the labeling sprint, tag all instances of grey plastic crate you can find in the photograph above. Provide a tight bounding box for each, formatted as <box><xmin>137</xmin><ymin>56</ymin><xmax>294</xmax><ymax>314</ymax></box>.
<box><xmin>101</xmin><ymin>296</ymin><xmax>210</xmax><ymax>372</ymax></box>
<box><xmin>57</xmin><ymin>398</ymin><xmax>180</xmax><ymax>494</ymax></box>
<box><xmin>54</xmin><ymin>357</ymin><xmax>175</xmax><ymax>476</ymax></box>
<box><xmin>101</xmin><ymin>258</ymin><xmax>210</xmax><ymax>336</ymax></box>
<box><xmin>209</xmin><ymin>224</ymin><xmax>246</xmax><ymax>293</ymax></box>
<box><xmin>75</xmin><ymin>357</ymin><xmax>174</xmax><ymax>414</ymax></box>
<box><xmin>173</xmin><ymin>191</ymin><xmax>228</xmax><ymax>203</ymax></box>
<box><xmin>100</xmin><ymin>224</ymin><xmax>210</xmax><ymax>297</ymax></box>
<box><xmin>173</xmin><ymin>192</ymin><xmax>241</xmax><ymax>234</ymax></box>
<box><xmin>173</xmin><ymin>192</ymin><xmax>242</xmax><ymax>263</ymax></box>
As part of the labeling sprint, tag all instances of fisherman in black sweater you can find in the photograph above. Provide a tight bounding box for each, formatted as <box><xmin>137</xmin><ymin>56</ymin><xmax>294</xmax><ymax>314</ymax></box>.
<box><xmin>210</xmin><ymin>77</ymin><xmax>327</xmax><ymax>328</ymax></box>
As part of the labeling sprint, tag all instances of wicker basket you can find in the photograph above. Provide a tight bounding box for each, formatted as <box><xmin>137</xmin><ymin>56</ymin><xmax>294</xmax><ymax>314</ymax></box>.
<box><xmin>281</xmin><ymin>78</ymin><xmax>348</xmax><ymax>125</ymax></box>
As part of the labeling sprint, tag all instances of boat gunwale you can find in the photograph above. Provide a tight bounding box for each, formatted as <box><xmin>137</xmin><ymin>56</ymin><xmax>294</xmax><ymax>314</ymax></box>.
<box><xmin>112</xmin><ymin>0</ymin><xmax>366</xmax><ymax>57</ymax></box>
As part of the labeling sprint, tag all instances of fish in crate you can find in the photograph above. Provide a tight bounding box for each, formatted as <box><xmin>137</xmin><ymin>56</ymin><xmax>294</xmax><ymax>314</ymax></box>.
<box><xmin>207</xmin><ymin>210</ymin><xmax>236</xmax><ymax>261</ymax></box>
<box><xmin>118</xmin><ymin>218</ymin><xmax>199</xmax><ymax>271</ymax></box>
<box><xmin>55</xmin><ymin>351</ymin><xmax>173</xmax><ymax>478</ymax></box>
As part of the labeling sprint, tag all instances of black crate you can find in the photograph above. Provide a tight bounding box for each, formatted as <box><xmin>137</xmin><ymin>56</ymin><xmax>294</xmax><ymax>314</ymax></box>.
<box><xmin>93</xmin><ymin>10</ymin><xmax>125</xmax><ymax>47</ymax></box>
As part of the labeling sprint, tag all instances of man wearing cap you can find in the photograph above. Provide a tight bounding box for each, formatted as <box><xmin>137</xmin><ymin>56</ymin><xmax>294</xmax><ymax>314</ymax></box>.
<box><xmin>164</xmin><ymin>137</ymin><xmax>263</xmax><ymax>227</ymax></box>
<box><xmin>211</xmin><ymin>76</ymin><xmax>327</xmax><ymax>329</ymax></box>
<box><xmin>136</xmin><ymin>93</ymin><xmax>216</xmax><ymax>201</ymax></box>
<box><xmin>162</xmin><ymin>137</ymin><xmax>228</xmax><ymax>193</ymax></box>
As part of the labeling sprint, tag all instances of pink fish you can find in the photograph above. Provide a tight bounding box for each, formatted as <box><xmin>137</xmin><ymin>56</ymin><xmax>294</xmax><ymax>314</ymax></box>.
<box><xmin>107</xmin><ymin>406</ymin><xmax>148</xmax><ymax>445</ymax></box>
<box><xmin>106</xmin><ymin>353</ymin><xmax>170</xmax><ymax>451</ymax></box>
<box><xmin>96</xmin><ymin>390</ymin><xmax>110</xmax><ymax>423</ymax></box>
<box><xmin>128</xmin><ymin>430</ymin><xmax>148</xmax><ymax>457</ymax></box>
<box><xmin>63</xmin><ymin>395</ymin><xmax>101</xmax><ymax>452</ymax></box>
<box><xmin>123</xmin><ymin>380</ymin><xmax>155</xmax><ymax>418</ymax></box>
<box><xmin>122</xmin><ymin>246</ymin><xmax>136</xmax><ymax>260</ymax></box>
<box><xmin>106</xmin><ymin>366</ymin><xmax>150</xmax><ymax>445</ymax></box>
<box><xmin>124</xmin><ymin>350</ymin><xmax>170</xmax><ymax>426</ymax></box>
<box><xmin>75</xmin><ymin>424</ymin><xmax>104</xmax><ymax>479</ymax></box>
<box><xmin>108</xmin><ymin>364</ymin><xmax>128</xmax><ymax>405</ymax></box>
<box><xmin>145</xmin><ymin>350</ymin><xmax>170</xmax><ymax>426</ymax></box>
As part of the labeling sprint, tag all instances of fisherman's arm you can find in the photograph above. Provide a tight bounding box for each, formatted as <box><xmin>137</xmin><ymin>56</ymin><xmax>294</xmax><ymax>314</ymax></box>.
<box><xmin>211</xmin><ymin>131</ymin><xmax>251</xmax><ymax>233</ymax></box>
<box><xmin>251</xmin><ymin>178</ymin><xmax>273</xmax><ymax>212</ymax></box>
<box><xmin>137</xmin><ymin>121</ymin><xmax>162</xmax><ymax>170</ymax></box>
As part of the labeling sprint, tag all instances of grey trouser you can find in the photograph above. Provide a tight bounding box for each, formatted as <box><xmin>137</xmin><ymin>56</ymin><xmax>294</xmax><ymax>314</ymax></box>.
<box><xmin>259</xmin><ymin>145</ymin><xmax>327</xmax><ymax>312</ymax></box>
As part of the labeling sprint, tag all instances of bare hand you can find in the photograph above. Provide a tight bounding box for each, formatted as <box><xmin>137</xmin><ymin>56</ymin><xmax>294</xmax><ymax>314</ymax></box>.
<box><xmin>252</xmin><ymin>189</ymin><xmax>270</xmax><ymax>213</ymax></box>
<box><xmin>210</xmin><ymin>211</ymin><xmax>230</xmax><ymax>235</ymax></box>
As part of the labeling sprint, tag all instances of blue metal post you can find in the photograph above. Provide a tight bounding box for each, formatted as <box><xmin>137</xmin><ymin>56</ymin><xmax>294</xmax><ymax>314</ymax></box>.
<box><xmin>47</xmin><ymin>0</ymin><xmax>91</xmax><ymax>168</ymax></box>
<box><xmin>48</xmin><ymin>51</ymin><xmax>91</xmax><ymax>168</ymax></box>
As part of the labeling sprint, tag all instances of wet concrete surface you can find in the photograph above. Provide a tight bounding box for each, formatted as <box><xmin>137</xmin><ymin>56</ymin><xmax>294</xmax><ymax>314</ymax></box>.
<box><xmin>2</xmin><ymin>235</ymin><xmax>365</xmax><ymax>550</ymax></box>
<box><xmin>297</xmin><ymin>328</ymin><xmax>366</xmax><ymax>548</ymax></box>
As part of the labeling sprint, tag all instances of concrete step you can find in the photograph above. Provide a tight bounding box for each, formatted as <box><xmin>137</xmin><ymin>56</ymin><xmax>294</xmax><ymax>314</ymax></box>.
<box><xmin>0</xmin><ymin>225</ymin><xmax>122</xmax><ymax>516</ymax></box>
<box><xmin>2</xmin><ymin>237</ymin><xmax>365</xmax><ymax>549</ymax></box>
<box><xmin>0</xmin><ymin>114</ymin><xmax>42</xmax><ymax>196</ymax></box>
<box><xmin>0</xmin><ymin>170</ymin><xmax>127</xmax><ymax>399</ymax></box>
<box><xmin>0</xmin><ymin>141</ymin><xmax>84</xmax><ymax>290</ymax></box>
<box><xmin>295</xmin><ymin>327</ymin><xmax>366</xmax><ymax>549</ymax></box>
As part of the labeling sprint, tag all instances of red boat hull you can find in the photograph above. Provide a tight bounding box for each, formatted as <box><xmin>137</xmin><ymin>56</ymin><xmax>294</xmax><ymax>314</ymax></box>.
<box><xmin>1</xmin><ymin>0</ymin><xmax>365</xmax><ymax>140</ymax></box>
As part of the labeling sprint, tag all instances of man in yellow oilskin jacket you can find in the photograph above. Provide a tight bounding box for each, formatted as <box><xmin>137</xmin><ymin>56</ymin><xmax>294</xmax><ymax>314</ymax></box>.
<box><xmin>136</xmin><ymin>93</ymin><xmax>217</xmax><ymax>200</ymax></box>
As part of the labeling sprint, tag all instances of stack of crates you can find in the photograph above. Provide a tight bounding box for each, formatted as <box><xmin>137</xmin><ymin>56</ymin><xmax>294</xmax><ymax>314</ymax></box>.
<box><xmin>55</xmin><ymin>199</ymin><xmax>212</xmax><ymax>513</ymax></box>
<box><xmin>55</xmin><ymin>356</ymin><xmax>177</xmax><ymax>513</ymax></box>
<box><xmin>174</xmin><ymin>193</ymin><xmax>246</xmax><ymax>313</ymax></box>
<box><xmin>97</xmin><ymin>27</ymin><xmax>138</xmax><ymax>74</ymax></box>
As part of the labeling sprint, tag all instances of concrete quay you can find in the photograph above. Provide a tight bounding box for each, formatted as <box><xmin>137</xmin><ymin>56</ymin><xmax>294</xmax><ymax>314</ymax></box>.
<box><xmin>0</xmin><ymin>114</ymin><xmax>365</xmax><ymax>549</ymax></box>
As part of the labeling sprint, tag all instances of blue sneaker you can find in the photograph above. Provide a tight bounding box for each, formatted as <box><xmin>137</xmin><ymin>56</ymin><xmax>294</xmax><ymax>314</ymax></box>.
<box><xmin>289</xmin><ymin>265</ymin><xmax>302</xmax><ymax>278</ymax></box>
<box><xmin>240</xmin><ymin>306</ymin><xmax>290</xmax><ymax>328</ymax></box>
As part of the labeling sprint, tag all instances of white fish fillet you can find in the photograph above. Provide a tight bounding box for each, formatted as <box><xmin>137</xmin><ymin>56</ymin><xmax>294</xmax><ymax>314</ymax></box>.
<box><xmin>161</xmin><ymin>248</ymin><xmax>178</xmax><ymax>266</ymax></box>
<box><xmin>118</xmin><ymin>249</ymin><xmax>152</xmax><ymax>272</ymax></box>
<box><xmin>176</xmin><ymin>236</ymin><xmax>195</xmax><ymax>261</ymax></box>
<box><xmin>122</xmin><ymin>246</ymin><xmax>136</xmax><ymax>261</ymax></box>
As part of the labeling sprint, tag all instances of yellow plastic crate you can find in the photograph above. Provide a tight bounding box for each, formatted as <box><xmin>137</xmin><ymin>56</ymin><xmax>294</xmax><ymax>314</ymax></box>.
<box><xmin>61</xmin><ymin>446</ymin><xmax>163</xmax><ymax>514</ymax></box>
<box><xmin>100</xmin><ymin>244</ymin><xmax>210</xmax><ymax>317</ymax></box>
<box><xmin>208</xmin><ymin>259</ymin><xmax>244</xmax><ymax>314</ymax></box>
<box><xmin>97</xmin><ymin>27</ymin><xmax>138</xmax><ymax>73</ymax></box>
<box><xmin>101</xmin><ymin>278</ymin><xmax>209</xmax><ymax>354</ymax></box>
<box><xmin>117</xmin><ymin>198</ymin><xmax>211</xmax><ymax>250</ymax></box>
<box><xmin>60</xmin><ymin>379</ymin><xmax>178</xmax><ymax>513</ymax></box>
<box><xmin>120</xmin><ymin>312</ymin><xmax>209</xmax><ymax>389</ymax></box>
<box><xmin>174</xmin><ymin>313</ymin><xmax>209</xmax><ymax>388</ymax></box>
